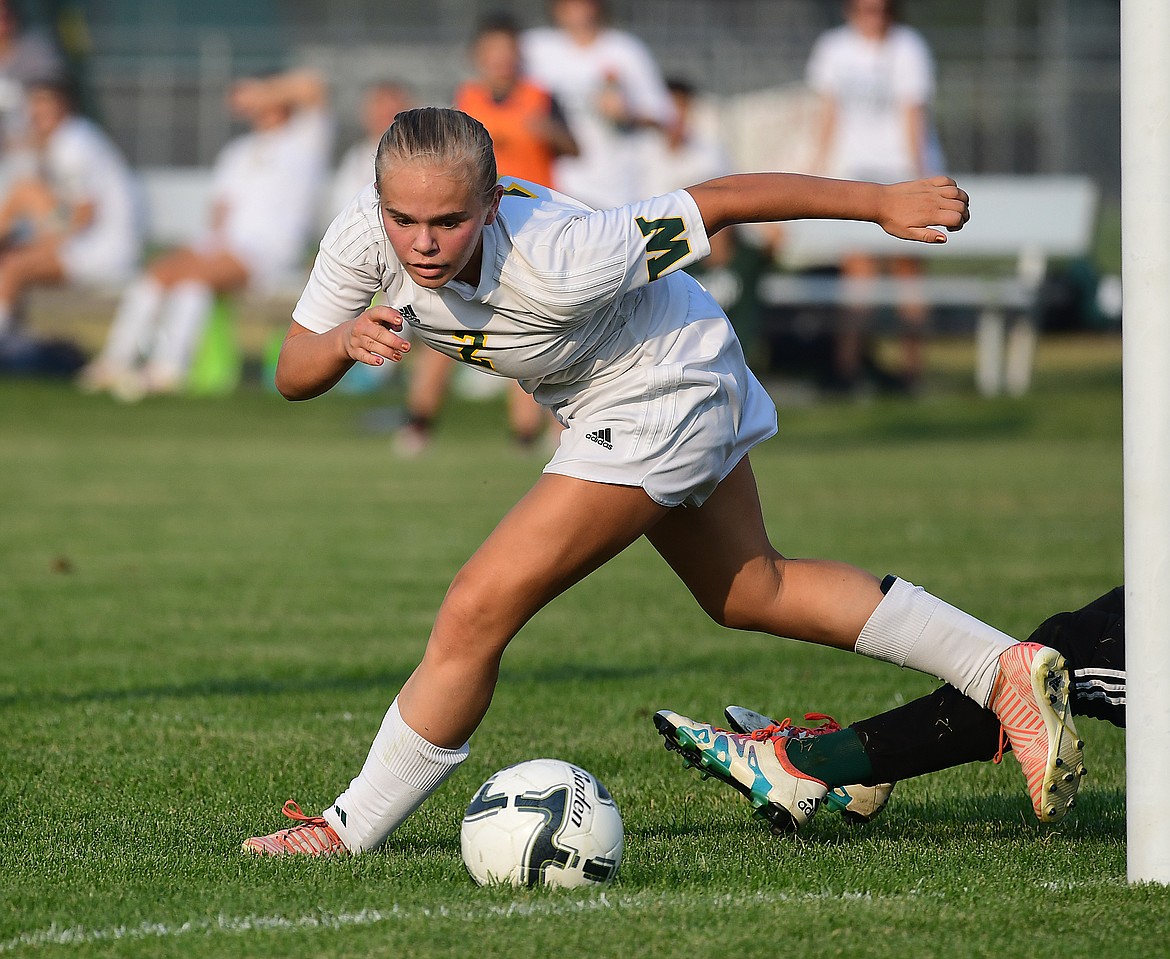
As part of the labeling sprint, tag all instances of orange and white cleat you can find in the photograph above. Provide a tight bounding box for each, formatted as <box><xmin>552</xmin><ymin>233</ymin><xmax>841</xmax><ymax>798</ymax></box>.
<box><xmin>989</xmin><ymin>642</ymin><xmax>1087</xmax><ymax>823</ymax></box>
<box><xmin>242</xmin><ymin>800</ymin><xmax>348</xmax><ymax>856</ymax></box>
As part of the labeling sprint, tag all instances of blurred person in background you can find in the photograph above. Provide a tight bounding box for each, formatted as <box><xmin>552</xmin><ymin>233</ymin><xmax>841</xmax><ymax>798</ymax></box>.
<box><xmin>640</xmin><ymin>77</ymin><xmax>736</xmax><ymax>270</ymax></box>
<box><xmin>80</xmin><ymin>69</ymin><xmax>332</xmax><ymax>397</ymax></box>
<box><xmin>806</xmin><ymin>0</ymin><xmax>945</xmax><ymax>394</ymax></box>
<box><xmin>0</xmin><ymin>0</ymin><xmax>66</xmax><ymax>176</ymax></box>
<box><xmin>522</xmin><ymin>0</ymin><xmax>674</xmax><ymax>209</ymax></box>
<box><xmin>0</xmin><ymin>78</ymin><xmax>140</xmax><ymax>342</ymax></box>
<box><xmin>395</xmin><ymin>13</ymin><xmax>577</xmax><ymax>456</ymax></box>
<box><xmin>639</xmin><ymin>78</ymin><xmax>774</xmax><ymax>353</ymax></box>
<box><xmin>326</xmin><ymin>80</ymin><xmax>413</xmax><ymax>222</ymax></box>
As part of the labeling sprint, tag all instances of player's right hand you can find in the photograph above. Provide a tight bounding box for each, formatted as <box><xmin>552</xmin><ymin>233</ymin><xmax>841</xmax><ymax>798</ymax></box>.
<box><xmin>347</xmin><ymin>304</ymin><xmax>411</xmax><ymax>366</ymax></box>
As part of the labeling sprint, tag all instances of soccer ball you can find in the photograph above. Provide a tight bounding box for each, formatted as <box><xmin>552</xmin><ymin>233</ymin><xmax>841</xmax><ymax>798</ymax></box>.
<box><xmin>460</xmin><ymin>759</ymin><xmax>623</xmax><ymax>888</ymax></box>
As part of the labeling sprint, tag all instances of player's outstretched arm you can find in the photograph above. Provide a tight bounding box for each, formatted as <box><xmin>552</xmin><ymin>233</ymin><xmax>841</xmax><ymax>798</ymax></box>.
<box><xmin>275</xmin><ymin>306</ymin><xmax>410</xmax><ymax>400</ymax></box>
<box><xmin>685</xmin><ymin>173</ymin><xmax>969</xmax><ymax>244</ymax></box>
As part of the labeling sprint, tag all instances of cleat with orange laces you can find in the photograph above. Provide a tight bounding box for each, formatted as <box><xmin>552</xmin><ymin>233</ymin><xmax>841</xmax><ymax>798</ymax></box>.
<box><xmin>988</xmin><ymin>642</ymin><xmax>1086</xmax><ymax>823</ymax></box>
<box><xmin>242</xmin><ymin>800</ymin><xmax>348</xmax><ymax>856</ymax></box>
<box><xmin>724</xmin><ymin>705</ymin><xmax>895</xmax><ymax>824</ymax></box>
<box><xmin>653</xmin><ymin>709</ymin><xmax>828</xmax><ymax>833</ymax></box>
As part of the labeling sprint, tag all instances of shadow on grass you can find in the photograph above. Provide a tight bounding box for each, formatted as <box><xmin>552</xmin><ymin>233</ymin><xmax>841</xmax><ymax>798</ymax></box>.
<box><xmin>0</xmin><ymin>670</ymin><xmax>416</xmax><ymax>708</ymax></box>
<box><xmin>640</xmin><ymin>788</ymin><xmax>1126</xmax><ymax>846</ymax></box>
<box><xmin>862</xmin><ymin>787</ymin><xmax>1125</xmax><ymax>844</ymax></box>
<box><xmin>0</xmin><ymin>657</ymin><xmax>697</xmax><ymax>709</ymax></box>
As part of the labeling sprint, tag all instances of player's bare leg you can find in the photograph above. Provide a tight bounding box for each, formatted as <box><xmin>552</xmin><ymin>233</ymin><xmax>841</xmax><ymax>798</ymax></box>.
<box><xmin>647</xmin><ymin>456</ymin><xmax>883</xmax><ymax>647</ymax></box>
<box><xmin>891</xmin><ymin>255</ymin><xmax>928</xmax><ymax>389</ymax></box>
<box><xmin>507</xmin><ymin>380</ymin><xmax>559</xmax><ymax>450</ymax></box>
<box><xmin>147</xmin><ymin>247</ymin><xmax>249</xmax><ymax>291</ymax></box>
<box><xmin>648</xmin><ymin>455</ymin><xmax>1083</xmax><ymax>824</ymax></box>
<box><xmin>0</xmin><ymin>237</ymin><xmax>66</xmax><ymax>315</ymax></box>
<box><xmin>398</xmin><ymin>473</ymin><xmax>669</xmax><ymax>747</ymax></box>
<box><xmin>0</xmin><ymin>177</ymin><xmax>57</xmax><ymax>241</ymax></box>
<box><xmin>246</xmin><ymin>474</ymin><xmax>669</xmax><ymax>854</ymax></box>
<box><xmin>0</xmin><ymin>237</ymin><xmax>66</xmax><ymax>336</ymax></box>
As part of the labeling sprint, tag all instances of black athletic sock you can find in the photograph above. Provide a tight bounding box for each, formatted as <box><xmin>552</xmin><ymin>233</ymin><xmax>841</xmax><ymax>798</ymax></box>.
<box><xmin>851</xmin><ymin>685</ymin><xmax>1001</xmax><ymax>785</ymax></box>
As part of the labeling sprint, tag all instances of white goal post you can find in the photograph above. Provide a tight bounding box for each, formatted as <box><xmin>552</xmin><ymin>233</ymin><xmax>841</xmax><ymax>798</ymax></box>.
<box><xmin>1122</xmin><ymin>0</ymin><xmax>1170</xmax><ymax>885</ymax></box>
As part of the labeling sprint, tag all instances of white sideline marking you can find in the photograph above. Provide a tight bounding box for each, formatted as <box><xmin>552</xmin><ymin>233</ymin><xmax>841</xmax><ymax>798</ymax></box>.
<box><xmin>1</xmin><ymin>890</ymin><xmax>882</xmax><ymax>952</ymax></box>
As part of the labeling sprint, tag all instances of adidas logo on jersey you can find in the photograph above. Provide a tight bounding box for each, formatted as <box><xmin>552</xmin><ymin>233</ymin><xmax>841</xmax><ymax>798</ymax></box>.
<box><xmin>585</xmin><ymin>427</ymin><xmax>613</xmax><ymax>449</ymax></box>
<box><xmin>398</xmin><ymin>304</ymin><xmax>419</xmax><ymax>324</ymax></box>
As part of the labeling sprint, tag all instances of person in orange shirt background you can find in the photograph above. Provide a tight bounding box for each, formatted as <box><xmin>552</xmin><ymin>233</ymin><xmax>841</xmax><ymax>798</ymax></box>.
<box><xmin>455</xmin><ymin>13</ymin><xmax>578</xmax><ymax>189</ymax></box>
<box><xmin>395</xmin><ymin>13</ymin><xmax>577</xmax><ymax>457</ymax></box>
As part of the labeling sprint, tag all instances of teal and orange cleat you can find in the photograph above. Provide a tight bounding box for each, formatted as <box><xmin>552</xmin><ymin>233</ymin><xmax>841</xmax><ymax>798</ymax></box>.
<box><xmin>653</xmin><ymin>709</ymin><xmax>827</xmax><ymax>833</ymax></box>
<box><xmin>723</xmin><ymin>705</ymin><xmax>895</xmax><ymax>825</ymax></box>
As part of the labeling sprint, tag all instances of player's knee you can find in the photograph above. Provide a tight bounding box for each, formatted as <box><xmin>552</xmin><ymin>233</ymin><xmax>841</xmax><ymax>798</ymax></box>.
<box><xmin>429</xmin><ymin>571</ymin><xmax>516</xmax><ymax>662</ymax></box>
<box><xmin>693</xmin><ymin>562</ymin><xmax>784</xmax><ymax>632</ymax></box>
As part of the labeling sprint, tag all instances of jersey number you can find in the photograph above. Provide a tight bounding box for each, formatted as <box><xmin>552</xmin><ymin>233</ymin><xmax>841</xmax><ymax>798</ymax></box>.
<box><xmin>454</xmin><ymin>331</ymin><xmax>494</xmax><ymax>370</ymax></box>
<box><xmin>635</xmin><ymin>215</ymin><xmax>691</xmax><ymax>281</ymax></box>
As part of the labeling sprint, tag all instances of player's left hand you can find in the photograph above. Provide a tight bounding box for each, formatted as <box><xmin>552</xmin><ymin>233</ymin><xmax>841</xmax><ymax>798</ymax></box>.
<box><xmin>877</xmin><ymin>176</ymin><xmax>970</xmax><ymax>244</ymax></box>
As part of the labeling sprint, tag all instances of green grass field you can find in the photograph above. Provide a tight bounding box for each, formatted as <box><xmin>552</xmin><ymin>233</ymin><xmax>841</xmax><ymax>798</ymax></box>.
<box><xmin>2</xmin><ymin>336</ymin><xmax>1160</xmax><ymax>958</ymax></box>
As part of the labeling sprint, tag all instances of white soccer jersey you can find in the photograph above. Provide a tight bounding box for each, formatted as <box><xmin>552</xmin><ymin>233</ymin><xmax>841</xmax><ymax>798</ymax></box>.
<box><xmin>293</xmin><ymin>178</ymin><xmax>712</xmax><ymax>394</ymax></box>
<box><xmin>44</xmin><ymin>116</ymin><xmax>143</xmax><ymax>282</ymax></box>
<box><xmin>806</xmin><ymin>23</ymin><xmax>943</xmax><ymax>182</ymax></box>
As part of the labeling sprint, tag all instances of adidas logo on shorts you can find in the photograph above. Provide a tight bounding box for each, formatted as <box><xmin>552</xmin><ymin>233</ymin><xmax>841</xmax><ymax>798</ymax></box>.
<box><xmin>585</xmin><ymin>427</ymin><xmax>613</xmax><ymax>449</ymax></box>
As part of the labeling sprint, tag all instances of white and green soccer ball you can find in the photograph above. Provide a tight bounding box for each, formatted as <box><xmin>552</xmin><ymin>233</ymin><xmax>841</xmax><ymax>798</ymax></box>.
<box><xmin>460</xmin><ymin>758</ymin><xmax>623</xmax><ymax>888</ymax></box>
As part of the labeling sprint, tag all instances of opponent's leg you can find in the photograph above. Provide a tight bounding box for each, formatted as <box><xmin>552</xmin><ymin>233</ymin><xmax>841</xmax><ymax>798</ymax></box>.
<box><xmin>0</xmin><ymin>236</ymin><xmax>65</xmax><ymax>332</ymax></box>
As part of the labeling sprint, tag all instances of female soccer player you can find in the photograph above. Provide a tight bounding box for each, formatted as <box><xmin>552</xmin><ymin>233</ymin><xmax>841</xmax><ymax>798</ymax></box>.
<box><xmin>244</xmin><ymin>107</ymin><xmax>1080</xmax><ymax>854</ymax></box>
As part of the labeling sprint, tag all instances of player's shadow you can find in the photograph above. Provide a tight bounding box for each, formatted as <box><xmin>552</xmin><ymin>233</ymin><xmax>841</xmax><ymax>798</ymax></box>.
<box><xmin>640</xmin><ymin>787</ymin><xmax>1125</xmax><ymax>845</ymax></box>
<box><xmin>2</xmin><ymin>656</ymin><xmax>705</xmax><ymax>709</ymax></box>
<box><xmin>0</xmin><ymin>669</ymin><xmax>418</xmax><ymax>708</ymax></box>
<box><xmin>807</xmin><ymin>786</ymin><xmax>1125</xmax><ymax>845</ymax></box>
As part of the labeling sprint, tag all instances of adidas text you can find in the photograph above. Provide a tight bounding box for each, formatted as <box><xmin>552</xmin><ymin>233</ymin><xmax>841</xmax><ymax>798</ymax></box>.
<box><xmin>585</xmin><ymin>428</ymin><xmax>613</xmax><ymax>449</ymax></box>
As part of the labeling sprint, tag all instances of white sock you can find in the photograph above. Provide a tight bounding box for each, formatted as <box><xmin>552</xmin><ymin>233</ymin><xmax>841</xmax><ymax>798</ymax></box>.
<box><xmin>854</xmin><ymin>576</ymin><xmax>1017</xmax><ymax>707</ymax></box>
<box><xmin>322</xmin><ymin>699</ymin><xmax>469</xmax><ymax>852</ymax></box>
<box><xmin>148</xmin><ymin>281</ymin><xmax>214</xmax><ymax>383</ymax></box>
<box><xmin>99</xmin><ymin>277</ymin><xmax>164</xmax><ymax>367</ymax></box>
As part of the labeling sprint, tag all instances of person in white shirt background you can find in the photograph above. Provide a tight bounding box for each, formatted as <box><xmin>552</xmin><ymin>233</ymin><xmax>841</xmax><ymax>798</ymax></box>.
<box><xmin>640</xmin><ymin>77</ymin><xmax>737</xmax><ymax>274</ymax></box>
<box><xmin>81</xmin><ymin>68</ymin><xmax>333</xmax><ymax>397</ymax></box>
<box><xmin>326</xmin><ymin>80</ymin><xmax>413</xmax><ymax>225</ymax></box>
<box><xmin>0</xmin><ymin>78</ymin><xmax>141</xmax><ymax>339</ymax></box>
<box><xmin>0</xmin><ymin>0</ymin><xmax>67</xmax><ymax>181</ymax></box>
<box><xmin>522</xmin><ymin>0</ymin><xmax>674</xmax><ymax>209</ymax></box>
<box><xmin>806</xmin><ymin>0</ymin><xmax>945</xmax><ymax>394</ymax></box>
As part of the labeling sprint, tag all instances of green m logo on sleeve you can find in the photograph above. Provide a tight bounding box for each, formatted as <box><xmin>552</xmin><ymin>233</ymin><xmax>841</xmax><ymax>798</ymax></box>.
<box><xmin>635</xmin><ymin>215</ymin><xmax>692</xmax><ymax>282</ymax></box>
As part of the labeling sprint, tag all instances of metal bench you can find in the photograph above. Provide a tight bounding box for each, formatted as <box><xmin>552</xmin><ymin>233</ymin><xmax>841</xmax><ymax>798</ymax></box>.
<box><xmin>757</xmin><ymin>174</ymin><xmax>1100</xmax><ymax>396</ymax></box>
